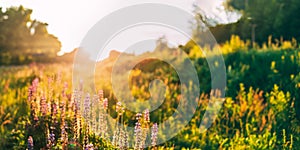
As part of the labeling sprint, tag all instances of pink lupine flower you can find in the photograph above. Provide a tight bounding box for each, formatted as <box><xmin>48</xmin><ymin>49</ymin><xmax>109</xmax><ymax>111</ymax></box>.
<box><xmin>31</xmin><ymin>78</ymin><xmax>39</xmax><ymax>94</ymax></box>
<box><xmin>27</xmin><ymin>136</ymin><xmax>34</xmax><ymax>150</ymax></box>
<box><xmin>112</xmin><ymin>130</ymin><xmax>119</xmax><ymax>147</ymax></box>
<box><xmin>144</xmin><ymin>109</ymin><xmax>150</xmax><ymax>123</ymax></box>
<box><xmin>103</xmin><ymin>98</ymin><xmax>108</xmax><ymax>110</ymax></box>
<box><xmin>134</xmin><ymin>122</ymin><xmax>142</xmax><ymax>149</ymax></box>
<box><xmin>151</xmin><ymin>123</ymin><xmax>158</xmax><ymax>147</ymax></box>
<box><xmin>122</xmin><ymin>130</ymin><xmax>129</xmax><ymax>149</ymax></box>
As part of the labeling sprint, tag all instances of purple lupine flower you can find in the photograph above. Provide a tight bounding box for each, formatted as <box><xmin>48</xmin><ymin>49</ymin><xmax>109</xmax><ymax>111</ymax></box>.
<box><xmin>47</xmin><ymin>131</ymin><xmax>56</xmax><ymax>148</ymax></box>
<box><xmin>50</xmin><ymin>131</ymin><xmax>55</xmax><ymax>143</ymax></box>
<box><xmin>27</xmin><ymin>136</ymin><xmax>34</xmax><ymax>150</ymax></box>
<box><xmin>151</xmin><ymin>123</ymin><xmax>158</xmax><ymax>147</ymax></box>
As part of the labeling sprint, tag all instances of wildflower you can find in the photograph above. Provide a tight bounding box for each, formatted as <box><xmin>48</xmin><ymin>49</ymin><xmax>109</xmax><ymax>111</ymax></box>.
<box><xmin>73</xmin><ymin>102</ymin><xmax>80</xmax><ymax>140</ymax></box>
<box><xmin>151</xmin><ymin>123</ymin><xmax>158</xmax><ymax>147</ymax></box>
<box><xmin>123</xmin><ymin>130</ymin><xmax>129</xmax><ymax>149</ymax></box>
<box><xmin>27</xmin><ymin>136</ymin><xmax>34</xmax><ymax>150</ymax></box>
<box><xmin>118</xmin><ymin>128</ymin><xmax>129</xmax><ymax>150</ymax></box>
<box><xmin>28</xmin><ymin>86</ymin><xmax>33</xmax><ymax>101</ymax></box>
<box><xmin>51</xmin><ymin>101</ymin><xmax>58</xmax><ymax>124</ymax></box>
<box><xmin>84</xmin><ymin>129</ymin><xmax>90</xmax><ymax>150</ymax></box>
<box><xmin>112</xmin><ymin>130</ymin><xmax>119</xmax><ymax>147</ymax></box>
<box><xmin>60</xmin><ymin>101</ymin><xmax>68</xmax><ymax>148</ymax></box>
<box><xmin>91</xmin><ymin>94</ymin><xmax>99</xmax><ymax>132</ymax></box>
<box><xmin>99</xmin><ymin>109</ymin><xmax>108</xmax><ymax>139</ymax></box>
<box><xmin>47</xmin><ymin>131</ymin><xmax>55</xmax><ymax>147</ymax></box>
<box><xmin>134</xmin><ymin>122</ymin><xmax>142</xmax><ymax>150</ymax></box>
<box><xmin>103</xmin><ymin>98</ymin><xmax>108</xmax><ymax>110</ymax></box>
<box><xmin>31</xmin><ymin>78</ymin><xmax>39</xmax><ymax>94</ymax></box>
<box><xmin>75</xmin><ymin>89</ymin><xmax>82</xmax><ymax>109</ymax></box>
<box><xmin>84</xmin><ymin>93</ymin><xmax>91</xmax><ymax>121</ymax></box>
<box><xmin>29</xmin><ymin>93</ymin><xmax>38</xmax><ymax>122</ymax></box>
<box><xmin>85</xmin><ymin>143</ymin><xmax>94</xmax><ymax>150</ymax></box>
<box><xmin>135</xmin><ymin>113</ymin><xmax>142</xmax><ymax>121</ymax></box>
<box><xmin>144</xmin><ymin>109</ymin><xmax>150</xmax><ymax>123</ymax></box>
<box><xmin>40</xmin><ymin>93</ymin><xmax>47</xmax><ymax>116</ymax></box>
<box><xmin>50</xmin><ymin>131</ymin><xmax>55</xmax><ymax>143</ymax></box>
<box><xmin>116</xmin><ymin>102</ymin><xmax>125</xmax><ymax>115</ymax></box>
<box><xmin>99</xmin><ymin>97</ymin><xmax>109</xmax><ymax>138</ymax></box>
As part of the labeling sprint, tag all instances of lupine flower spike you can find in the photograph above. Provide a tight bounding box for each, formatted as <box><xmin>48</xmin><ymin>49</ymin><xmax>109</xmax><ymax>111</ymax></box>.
<box><xmin>27</xmin><ymin>136</ymin><xmax>34</xmax><ymax>150</ymax></box>
<box><xmin>151</xmin><ymin>123</ymin><xmax>158</xmax><ymax>147</ymax></box>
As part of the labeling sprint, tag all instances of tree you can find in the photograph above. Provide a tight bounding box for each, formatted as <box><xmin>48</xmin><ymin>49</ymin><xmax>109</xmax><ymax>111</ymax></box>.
<box><xmin>0</xmin><ymin>6</ymin><xmax>61</xmax><ymax>63</ymax></box>
<box><xmin>209</xmin><ymin>0</ymin><xmax>300</xmax><ymax>44</ymax></box>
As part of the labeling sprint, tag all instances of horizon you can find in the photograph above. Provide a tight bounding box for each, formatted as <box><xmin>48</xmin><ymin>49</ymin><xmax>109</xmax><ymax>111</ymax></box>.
<box><xmin>0</xmin><ymin>0</ymin><xmax>240</xmax><ymax>60</ymax></box>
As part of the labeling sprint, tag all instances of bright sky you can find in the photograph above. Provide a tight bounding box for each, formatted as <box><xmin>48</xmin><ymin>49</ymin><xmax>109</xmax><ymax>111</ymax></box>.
<box><xmin>0</xmin><ymin>0</ymin><xmax>239</xmax><ymax>59</ymax></box>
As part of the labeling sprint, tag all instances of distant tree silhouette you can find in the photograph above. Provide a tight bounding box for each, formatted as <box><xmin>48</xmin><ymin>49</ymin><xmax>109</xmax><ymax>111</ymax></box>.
<box><xmin>0</xmin><ymin>6</ymin><xmax>61</xmax><ymax>65</ymax></box>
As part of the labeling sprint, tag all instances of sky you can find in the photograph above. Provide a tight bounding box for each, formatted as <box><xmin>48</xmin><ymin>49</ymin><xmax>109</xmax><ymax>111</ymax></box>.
<box><xmin>0</xmin><ymin>0</ymin><xmax>239</xmax><ymax>59</ymax></box>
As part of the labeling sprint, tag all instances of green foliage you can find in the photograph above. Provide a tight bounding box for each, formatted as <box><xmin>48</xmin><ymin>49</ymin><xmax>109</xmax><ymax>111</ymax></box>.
<box><xmin>209</xmin><ymin>0</ymin><xmax>300</xmax><ymax>44</ymax></box>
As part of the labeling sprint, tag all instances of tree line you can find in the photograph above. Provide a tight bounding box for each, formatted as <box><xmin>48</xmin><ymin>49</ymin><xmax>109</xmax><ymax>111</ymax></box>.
<box><xmin>0</xmin><ymin>6</ymin><xmax>61</xmax><ymax>65</ymax></box>
<box><xmin>206</xmin><ymin>0</ymin><xmax>300</xmax><ymax>45</ymax></box>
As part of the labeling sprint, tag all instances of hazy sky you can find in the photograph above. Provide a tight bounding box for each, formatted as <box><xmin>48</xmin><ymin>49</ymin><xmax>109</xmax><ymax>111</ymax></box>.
<box><xmin>0</xmin><ymin>0</ymin><xmax>238</xmax><ymax>59</ymax></box>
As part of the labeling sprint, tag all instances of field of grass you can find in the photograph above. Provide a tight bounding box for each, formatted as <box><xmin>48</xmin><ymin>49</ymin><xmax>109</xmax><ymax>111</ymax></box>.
<box><xmin>1</xmin><ymin>37</ymin><xmax>300</xmax><ymax>149</ymax></box>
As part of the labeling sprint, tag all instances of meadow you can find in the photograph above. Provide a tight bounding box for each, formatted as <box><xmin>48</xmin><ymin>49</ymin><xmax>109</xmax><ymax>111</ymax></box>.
<box><xmin>0</xmin><ymin>36</ymin><xmax>299</xmax><ymax>149</ymax></box>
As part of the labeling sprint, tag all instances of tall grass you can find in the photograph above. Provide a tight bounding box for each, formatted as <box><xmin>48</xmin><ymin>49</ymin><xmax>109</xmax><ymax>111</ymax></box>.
<box><xmin>0</xmin><ymin>36</ymin><xmax>299</xmax><ymax>149</ymax></box>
